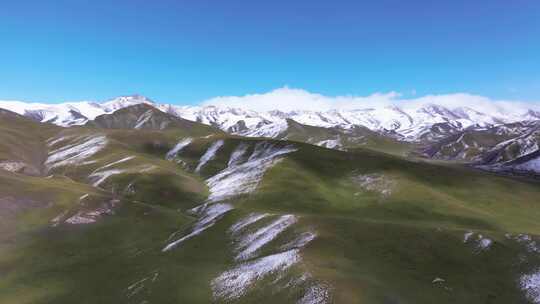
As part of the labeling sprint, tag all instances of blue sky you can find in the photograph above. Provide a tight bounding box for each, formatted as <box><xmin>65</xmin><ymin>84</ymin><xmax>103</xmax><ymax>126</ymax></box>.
<box><xmin>1</xmin><ymin>0</ymin><xmax>539</xmax><ymax>104</ymax></box>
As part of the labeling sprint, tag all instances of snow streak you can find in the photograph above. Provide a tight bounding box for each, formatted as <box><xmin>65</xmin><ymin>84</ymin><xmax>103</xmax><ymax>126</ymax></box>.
<box><xmin>162</xmin><ymin>203</ymin><xmax>233</xmax><ymax>252</ymax></box>
<box><xmin>45</xmin><ymin>135</ymin><xmax>108</xmax><ymax>169</ymax></box>
<box><xmin>134</xmin><ymin>109</ymin><xmax>153</xmax><ymax>129</ymax></box>
<box><xmin>235</xmin><ymin>214</ymin><xmax>297</xmax><ymax>261</ymax></box>
<box><xmin>230</xmin><ymin>212</ymin><xmax>269</xmax><ymax>235</ymax></box>
<box><xmin>195</xmin><ymin>140</ymin><xmax>225</xmax><ymax>173</ymax></box>
<box><xmin>211</xmin><ymin>249</ymin><xmax>301</xmax><ymax>300</ymax></box>
<box><xmin>166</xmin><ymin>137</ymin><xmax>193</xmax><ymax>159</ymax></box>
<box><xmin>212</xmin><ymin>212</ymin><xmax>326</xmax><ymax>303</ymax></box>
<box><xmin>227</xmin><ymin>142</ymin><xmax>249</xmax><ymax>167</ymax></box>
<box><xmin>206</xmin><ymin>142</ymin><xmax>297</xmax><ymax>202</ymax></box>
<box><xmin>89</xmin><ymin>169</ymin><xmax>125</xmax><ymax>187</ymax></box>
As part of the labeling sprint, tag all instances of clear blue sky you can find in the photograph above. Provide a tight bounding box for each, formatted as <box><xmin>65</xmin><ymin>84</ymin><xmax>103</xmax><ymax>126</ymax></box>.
<box><xmin>1</xmin><ymin>0</ymin><xmax>539</xmax><ymax>104</ymax></box>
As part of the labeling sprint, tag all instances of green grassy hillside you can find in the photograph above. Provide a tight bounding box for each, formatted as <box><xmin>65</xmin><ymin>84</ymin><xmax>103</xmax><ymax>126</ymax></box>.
<box><xmin>278</xmin><ymin>119</ymin><xmax>415</xmax><ymax>156</ymax></box>
<box><xmin>0</xmin><ymin>109</ymin><xmax>59</xmax><ymax>175</ymax></box>
<box><xmin>87</xmin><ymin>103</ymin><xmax>221</xmax><ymax>135</ymax></box>
<box><xmin>1</xmin><ymin>111</ymin><xmax>540</xmax><ymax>304</ymax></box>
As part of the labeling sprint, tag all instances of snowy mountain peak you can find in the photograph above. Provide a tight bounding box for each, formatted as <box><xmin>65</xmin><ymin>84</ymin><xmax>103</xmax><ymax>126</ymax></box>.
<box><xmin>524</xmin><ymin>109</ymin><xmax>540</xmax><ymax>120</ymax></box>
<box><xmin>101</xmin><ymin>94</ymin><xmax>155</xmax><ymax>111</ymax></box>
<box><xmin>417</xmin><ymin>104</ymin><xmax>459</xmax><ymax>119</ymax></box>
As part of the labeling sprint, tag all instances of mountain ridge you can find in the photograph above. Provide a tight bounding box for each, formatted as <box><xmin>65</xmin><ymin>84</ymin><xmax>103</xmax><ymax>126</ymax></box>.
<box><xmin>2</xmin><ymin>94</ymin><xmax>539</xmax><ymax>141</ymax></box>
<box><xmin>2</xmin><ymin>94</ymin><xmax>540</xmax><ymax>175</ymax></box>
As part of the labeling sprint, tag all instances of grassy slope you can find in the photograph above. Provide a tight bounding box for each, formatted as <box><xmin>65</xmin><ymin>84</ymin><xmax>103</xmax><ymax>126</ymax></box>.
<box><xmin>1</xmin><ymin>118</ymin><xmax>540</xmax><ymax>303</ymax></box>
<box><xmin>242</xmin><ymin>145</ymin><xmax>540</xmax><ymax>303</ymax></box>
<box><xmin>0</xmin><ymin>109</ymin><xmax>59</xmax><ymax>174</ymax></box>
<box><xmin>87</xmin><ymin>103</ymin><xmax>222</xmax><ymax>135</ymax></box>
<box><xmin>146</xmin><ymin>136</ymin><xmax>540</xmax><ymax>303</ymax></box>
<box><xmin>0</xmin><ymin>115</ymin><xmax>222</xmax><ymax>303</ymax></box>
<box><xmin>280</xmin><ymin>119</ymin><xmax>415</xmax><ymax>157</ymax></box>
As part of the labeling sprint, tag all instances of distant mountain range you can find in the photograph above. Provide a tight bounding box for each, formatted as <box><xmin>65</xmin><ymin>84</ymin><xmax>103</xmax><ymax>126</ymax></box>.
<box><xmin>1</xmin><ymin>94</ymin><xmax>539</xmax><ymax>175</ymax></box>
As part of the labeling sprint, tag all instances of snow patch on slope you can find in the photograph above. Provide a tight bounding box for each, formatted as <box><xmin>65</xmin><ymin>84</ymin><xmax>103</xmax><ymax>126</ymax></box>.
<box><xmin>227</xmin><ymin>143</ymin><xmax>249</xmax><ymax>167</ymax></box>
<box><xmin>463</xmin><ymin>232</ymin><xmax>493</xmax><ymax>252</ymax></box>
<box><xmin>166</xmin><ymin>138</ymin><xmax>193</xmax><ymax>159</ymax></box>
<box><xmin>282</xmin><ymin>231</ymin><xmax>318</xmax><ymax>251</ymax></box>
<box><xmin>515</xmin><ymin>234</ymin><xmax>540</xmax><ymax>253</ymax></box>
<box><xmin>94</xmin><ymin>156</ymin><xmax>135</xmax><ymax>172</ymax></box>
<box><xmin>133</xmin><ymin>109</ymin><xmax>153</xmax><ymax>129</ymax></box>
<box><xmin>316</xmin><ymin>138</ymin><xmax>343</xmax><ymax>150</ymax></box>
<box><xmin>87</xmin><ymin>156</ymin><xmax>136</xmax><ymax>187</ymax></box>
<box><xmin>212</xmin><ymin>212</ymin><xmax>324</xmax><ymax>303</ymax></box>
<box><xmin>0</xmin><ymin>161</ymin><xmax>27</xmax><ymax>172</ymax></box>
<box><xmin>211</xmin><ymin>249</ymin><xmax>301</xmax><ymax>300</ymax></box>
<box><xmin>230</xmin><ymin>212</ymin><xmax>270</xmax><ymax>235</ymax></box>
<box><xmin>352</xmin><ymin>173</ymin><xmax>395</xmax><ymax>197</ymax></box>
<box><xmin>521</xmin><ymin>271</ymin><xmax>540</xmax><ymax>304</ymax></box>
<box><xmin>87</xmin><ymin>156</ymin><xmax>159</xmax><ymax>188</ymax></box>
<box><xmin>235</xmin><ymin>214</ymin><xmax>297</xmax><ymax>261</ymax></box>
<box><xmin>65</xmin><ymin>212</ymin><xmax>99</xmax><ymax>224</ymax></box>
<box><xmin>513</xmin><ymin>157</ymin><xmax>540</xmax><ymax>173</ymax></box>
<box><xmin>206</xmin><ymin>142</ymin><xmax>297</xmax><ymax>202</ymax></box>
<box><xmin>195</xmin><ymin>140</ymin><xmax>225</xmax><ymax>173</ymax></box>
<box><xmin>298</xmin><ymin>283</ymin><xmax>332</xmax><ymax>304</ymax></box>
<box><xmin>89</xmin><ymin>169</ymin><xmax>126</xmax><ymax>187</ymax></box>
<box><xmin>162</xmin><ymin>203</ymin><xmax>233</xmax><ymax>252</ymax></box>
<box><xmin>45</xmin><ymin>135</ymin><xmax>108</xmax><ymax>169</ymax></box>
<box><xmin>62</xmin><ymin>198</ymin><xmax>120</xmax><ymax>225</ymax></box>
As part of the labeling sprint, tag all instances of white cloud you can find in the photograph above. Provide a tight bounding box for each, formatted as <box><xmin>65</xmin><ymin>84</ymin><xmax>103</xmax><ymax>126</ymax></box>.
<box><xmin>201</xmin><ymin>87</ymin><xmax>540</xmax><ymax>115</ymax></box>
<box><xmin>201</xmin><ymin>87</ymin><xmax>400</xmax><ymax>112</ymax></box>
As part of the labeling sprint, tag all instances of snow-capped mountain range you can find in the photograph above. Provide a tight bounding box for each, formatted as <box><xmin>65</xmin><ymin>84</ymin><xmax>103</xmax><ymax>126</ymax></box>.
<box><xmin>0</xmin><ymin>95</ymin><xmax>156</xmax><ymax>127</ymax></box>
<box><xmin>1</xmin><ymin>94</ymin><xmax>539</xmax><ymax>142</ymax></box>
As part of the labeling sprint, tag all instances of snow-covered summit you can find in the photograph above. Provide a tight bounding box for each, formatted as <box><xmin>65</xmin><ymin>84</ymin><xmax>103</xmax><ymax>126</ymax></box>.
<box><xmin>101</xmin><ymin>94</ymin><xmax>156</xmax><ymax>112</ymax></box>
<box><xmin>0</xmin><ymin>94</ymin><xmax>153</xmax><ymax>127</ymax></box>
